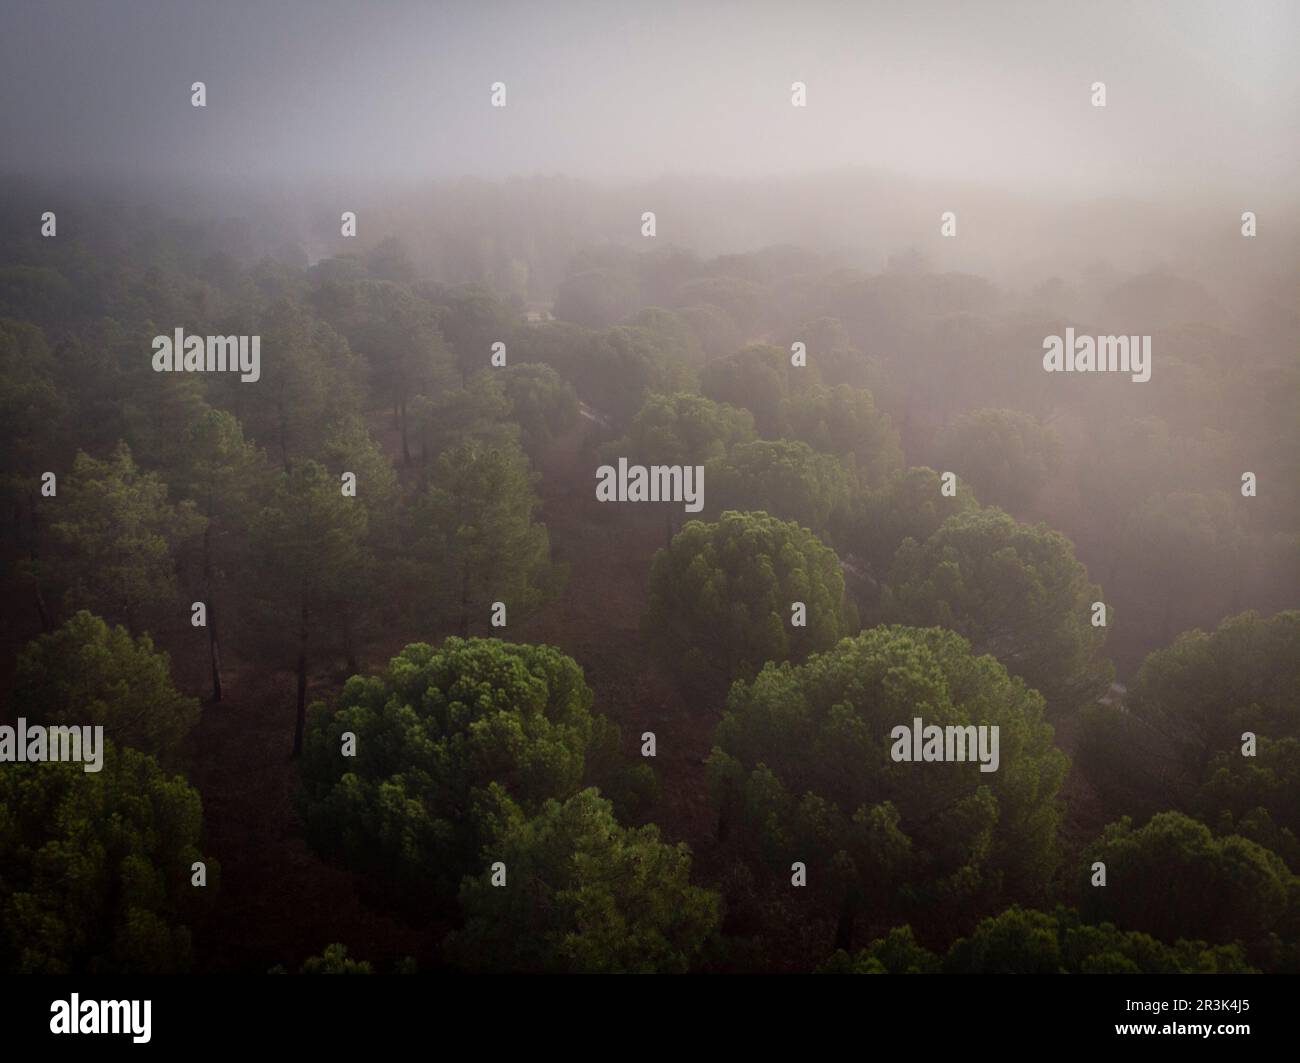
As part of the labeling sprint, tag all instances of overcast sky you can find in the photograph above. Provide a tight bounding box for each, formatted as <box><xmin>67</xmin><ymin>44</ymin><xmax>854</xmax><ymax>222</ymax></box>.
<box><xmin>2</xmin><ymin>0</ymin><xmax>1296</xmax><ymax>196</ymax></box>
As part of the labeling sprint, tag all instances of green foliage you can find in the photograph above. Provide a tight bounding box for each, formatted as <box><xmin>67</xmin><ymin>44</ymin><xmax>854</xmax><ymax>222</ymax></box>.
<box><xmin>222</xmin><ymin>298</ymin><xmax>364</xmax><ymax>470</ymax></box>
<box><xmin>497</xmin><ymin>363</ymin><xmax>579</xmax><ymax>456</ymax></box>
<box><xmin>1198</xmin><ymin>739</ymin><xmax>1300</xmax><ymax>870</ymax></box>
<box><xmin>345</xmin><ymin>280</ymin><xmax>448</xmax><ymax>404</ymax></box>
<box><xmin>710</xmin><ymin>626</ymin><xmax>1067</xmax><ymax>941</ymax></box>
<box><xmin>446</xmin><ymin>788</ymin><xmax>721</xmax><ymax>973</ymax></box>
<box><xmin>588</xmin><ymin>326</ymin><xmax>696</xmax><ymax>426</ymax></box>
<box><xmin>412</xmin><ymin>371</ymin><xmax>519</xmax><ymax>462</ymax></box>
<box><xmin>14</xmin><ymin>611</ymin><xmax>199</xmax><ymax>764</ymax></box>
<box><xmin>166</xmin><ymin>403</ymin><xmax>268</xmax><ymax>523</ymax></box>
<box><xmin>0</xmin><ymin>743</ymin><xmax>213</xmax><ymax>973</ymax></box>
<box><xmin>50</xmin><ymin>442</ymin><xmax>206</xmax><ymax>629</ymax></box>
<box><xmin>674</xmin><ymin>276</ymin><xmax>771</xmax><ymax>329</ymax></box>
<box><xmin>628</xmin><ymin>307</ymin><xmax>704</xmax><ymax>364</ymax></box>
<box><xmin>1115</xmin><ymin>489</ymin><xmax>1249</xmax><ymax>644</ymax></box>
<box><xmin>1080</xmin><ymin>811</ymin><xmax>1296</xmax><ymax>945</ymax></box>
<box><xmin>1079</xmin><ymin>611</ymin><xmax>1300</xmax><ymax>839</ymax></box>
<box><xmin>824</xmin><ymin>905</ymin><xmax>1259</xmax><ymax>974</ymax></box>
<box><xmin>698</xmin><ymin>349</ymin><xmax>901</xmax><ymax>488</ymax></box>
<box><xmin>605</xmin><ymin>391</ymin><xmax>756</xmax><ymax>467</ymax></box>
<box><xmin>700</xmin><ymin>343</ymin><xmax>816</xmax><ymax>436</ymax></box>
<box><xmin>0</xmin><ymin>318</ymin><xmax>66</xmax><ymax>505</ymax></box>
<box><xmin>248</xmin><ymin>458</ymin><xmax>373</xmax><ymax>754</ymax></box>
<box><xmin>704</xmin><ymin>439</ymin><xmax>851</xmax><ymax>538</ymax></box>
<box><xmin>785</xmin><ymin>317</ymin><xmax>862</xmax><ymax>387</ymax></box>
<box><xmin>509</xmin><ymin>320</ymin><xmax>695</xmax><ymax>427</ymax></box>
<box><xmin>299</xmin><ymin>943</ymin><xmax>373</xmax><ymax>974</ymax></box>
<box><xmin>885</xmin><ymin>507</ymin><xmax>1112</xmax><ymax>715</ymax></box>
<box><xmin>943</xmin><ymin>905</ymin><xmax>1257</xmax><ymax>974</ymax></box>
<box><xmin>644</xmin><ymin>511</ymin><xmax>856</xmax><ymax>691</ymax></box>
<box><xmin>249</xmin><ymin>459</ymin><xmax>371</xmax><ymax>653</ymax></box>
<box><xmin>300</xmin><ymin>638</ymin><xmax>612</xmax><ymax>901</ymax></box>
<box><xmin>676</xmin><ymin>304</ymin><xmax>742</xmax><ymax>359</ymax></box>
<box><xmin>554</xmin><ymin>268</ymin><xmax>640</xmax><ymax>329</ymax></box>
<box><xmin>936</xmin><ymin>408</ymin><xmax>1062</xmax><ymax>512</ymax></box>
<box><xmin>1129</xmin><ymin>610</ymin><xmax>1300</xmax><ymax>783</ymax></box>
<box><xmin>437</xmin><ymin>286</ymin><xmax>517</xmax><ymax>382</ymax></box>
<box><xmin>783</xmin><ymin>383</ymin><xmax>903</xmax><ymax>486</ymax></box>
<box><xmin>819</xmin><ymin>925</ymin><xmax>941</xmax><ymax>974</ymax></box>
<box><xmin>848</xmin><ymin>466</ymin><xmax>980</xmax><ymax>583</ymax></box>
<box><xmin>409</xmin><ymin>440</ymin><xmax>562</xmax><ymax>636</ymax></box>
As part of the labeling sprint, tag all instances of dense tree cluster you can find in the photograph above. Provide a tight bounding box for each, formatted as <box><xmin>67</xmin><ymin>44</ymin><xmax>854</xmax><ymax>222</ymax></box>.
<box><xmin>643</xmin><ymin>511</ymin><xmax>857</xmax><ymax>693</ymax></box>
<box><xmin>300</xmin><ymin>639</ymin><xmax>611</xmax><ymax>894</ymax></box>
<box><xmin>0</xmin><ymin>744</ymin><xmax>213</xmax><ymax>974</ymax></box>
<box><xmin>0</xmin><ymin>182</ymin><xmax>1294</xmax><ymax>974</ymax></box>
<box><xmin>884</xmin><ymin>508</ymin><xmax>1113</xmax><ymax>716</ymax></box>
<box><xmin>822</xmin><ymin>906</ymin><xmax>1257</xmax><ymax>974</ymax></box>
<box><xmin>709</xmin><ymin>626</ymin><xmax>1067</xmax><ymax>951</ymax></box>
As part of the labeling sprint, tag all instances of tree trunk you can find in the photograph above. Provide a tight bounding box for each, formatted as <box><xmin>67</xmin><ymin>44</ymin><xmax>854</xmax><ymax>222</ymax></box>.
<box><xmin>33</xmin><ymin>585</ymin><xmax>52</xmax><ymax>633</ymax></box>
<box><xmin>292</xmin><ymin>599</ymin><xmax>309</xmax><ymax>758</ymax></box>
<box><xmin>208</xmin><ymin>612</ymin><xmax>223</xmax><ymax>703</ymax></box>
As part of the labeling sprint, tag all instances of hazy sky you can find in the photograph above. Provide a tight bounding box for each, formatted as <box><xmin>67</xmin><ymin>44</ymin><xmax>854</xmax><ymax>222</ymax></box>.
<box><xmin>2</xmin><ymin>0</ymin><xmax>1296</xmax><ymax>195</ymax></box>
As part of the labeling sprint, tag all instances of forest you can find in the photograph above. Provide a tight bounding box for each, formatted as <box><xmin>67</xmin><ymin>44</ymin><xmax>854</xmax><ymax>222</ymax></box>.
<box><xmin>0</xmin><ymin>0</ymin><xmax>1297</xmax><ymax>981</ymax></box>
<box><xmin>0</xmin><ymin>169</ymin><xmax>1295</xmax><ymax>975</ymax></box>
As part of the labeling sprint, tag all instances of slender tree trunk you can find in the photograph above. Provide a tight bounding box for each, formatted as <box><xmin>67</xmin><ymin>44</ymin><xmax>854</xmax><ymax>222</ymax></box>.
<box><xmin>292</xmin><ymin>598</ymin><xmax>309</xmax><ymax>758</ymax></box>
<box><xmin>33</xmin><ymin>585</ymin><xmax>52</xmax><ymax>633</ymax></box>
<box><xmin>208</xmin><ymin>608</ymin><xmax>223</xmax><ymax>702</ymax></box>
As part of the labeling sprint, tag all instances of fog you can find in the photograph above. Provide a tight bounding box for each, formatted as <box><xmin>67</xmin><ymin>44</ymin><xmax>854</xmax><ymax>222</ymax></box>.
<box><xmin>3</xmin><ymin>0</ymin><xmax>1297</xmax><ymax>197</ymax></box>
<box><xmin>1</xmin><ymin>0</ymin><xmax>1299</xmax><ymax>982</ymax></box>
